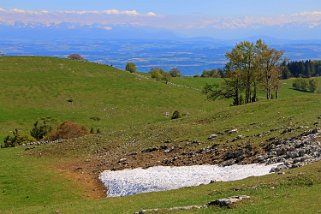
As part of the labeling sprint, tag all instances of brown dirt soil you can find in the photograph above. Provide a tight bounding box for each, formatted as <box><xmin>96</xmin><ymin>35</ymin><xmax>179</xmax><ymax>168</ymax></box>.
<box><xmin>54</xmin><ymin>159</ymin><xmax>107</xmax><ymax>199</ymax></box>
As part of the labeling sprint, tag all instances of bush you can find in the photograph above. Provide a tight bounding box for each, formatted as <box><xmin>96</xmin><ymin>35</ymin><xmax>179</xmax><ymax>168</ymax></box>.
<box><xmin>309</xmin><ymin>78</ymin><xmax>318</xmax><ymax>92</ymax></box>
<box><xmin>125</xmin><ymin>62</ymin><xmax>137</xmax><ymax>73</ymax></box>
<box><xmin>201</xmin><ymin>69</ymin><xmax>222</xmax><ymax>78</ymax></box>
<box><xmin>171</xmin><ymin>111</ymin><xmax>181</xmax><ymax>120</ymax></box>
<box><xmin>293</xmin><ymin>78</ymin><xmax>318</xmax><ymax>92</ymax></box>
<box><xmin>150</xmin><ymin>68</ymin><xmax>165</xmax><ymax>80</ymax></box>
<box><xmin>169</xmin><ymin>68</ymin><xmax>182</xmax><ymax>77</ymax></box>
<box><xmin>2</xmin><ymin>129</ymin><xmax>35</xmax><ymax>148</ymax></box>
<box><xmin>68</xmin><ymin>54</ymin><xmax>85</xmax><ymax>61</ymax></box>
<box><xmin>49</xmin><ymin>121</ymin><xmax>89</xmax><ymax>140</ymax></box>
<box><xmin>30</xmin><ymin>119</ymin><xmax>52</xmax><ymax>140</ymax></box>
<box><xmin>150</xmin><ymin>68</ymin><xmax>171</xmax><ymax>84</ymax></box>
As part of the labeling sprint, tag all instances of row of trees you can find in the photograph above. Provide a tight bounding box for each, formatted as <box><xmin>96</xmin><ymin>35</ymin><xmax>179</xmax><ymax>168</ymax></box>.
<box><xmin>125</xmin><ymin>62</ymin><xmax>182</xmax><ymax>77</ymax></box>
<box><xmin>282</xmin><ymin>60</ymin><xmax>321</xmax><ymax>79</ymax></box>
<box><xmin>203</xmin><ymin>40</ymin><xmax>284</xmax><ymax>105</ymax></box>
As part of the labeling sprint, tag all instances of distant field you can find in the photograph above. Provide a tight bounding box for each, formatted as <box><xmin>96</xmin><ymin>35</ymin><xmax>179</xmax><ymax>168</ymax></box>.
<box><xmin>1</xmin><ymin>56</ymin><xmax>321</xmax><ymax>213</ymax></box>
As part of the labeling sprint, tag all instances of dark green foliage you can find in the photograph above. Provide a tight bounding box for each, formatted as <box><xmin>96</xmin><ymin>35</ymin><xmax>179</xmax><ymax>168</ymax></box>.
<box><xmin>30</xmin><ymin>119</ymin><xmax>52</xmax><ymax>140</ymax></box>
<box><xmin>125</xmin><ymin>62</ymin><xmax>137</xmax><ymax>73</ymax></box>
<box><xmin>2</xmin><ymin>129</ymin><xmax>35</xmax><ymax>148</ymax></box>
<box><xmin>169</xmin><ymin>68</ymin><xmax>182</xmax><ymax>77</ymax></box>
<box><xmin>285</xmin><ymin>60</ymin><xmax>321</xmax><ymax>78</ymax></box>
<box><xmin>201</xmin><ymin>69</ymin><xmax>223</xmax><ymax>78</ymax></box>
<box><xmin>171</xmin><ymin>111</ymin><xmax>181</xmax><ymax>120</ymax></box>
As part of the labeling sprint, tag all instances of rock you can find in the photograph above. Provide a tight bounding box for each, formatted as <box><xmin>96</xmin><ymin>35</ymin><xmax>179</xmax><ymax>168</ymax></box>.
<box><xmin>119</xmin><ymin>158</ymin><xmax>127</xmax><ymax>163</ymax></box>
<box><xmin>208</xmin><ymin>195</ymin><xmax>250</xmax><ymax>207</ymax></box>
<box><xmin>270</xmin><ymin>164</ymin><xmax>288</xmax><ymax>173</ymax></box>
<box><xmin>227</xmin><ymin>129</ymin><xmax>238</xmax><ymax>134</ymax></box>
<box><xmin>142</xmin><ymin>148</ymin><xmax>158</xmax><ymax>153</ymax></box>
<box><xmin>208</xmin><ymin>134</ymin><xmax>218</xmax><ymax>140</ymax></box>
<box><xmin>220</xmin><ymin>159</ymin><xmax>236</xmax><ymax>167</ymax></box>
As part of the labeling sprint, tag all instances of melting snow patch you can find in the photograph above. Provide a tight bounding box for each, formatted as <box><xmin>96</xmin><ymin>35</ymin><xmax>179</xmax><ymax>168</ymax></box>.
<box><xmin>99</xmin><ymin>164</ymin><xmax>278</xmax><ymax>197</ymax></box>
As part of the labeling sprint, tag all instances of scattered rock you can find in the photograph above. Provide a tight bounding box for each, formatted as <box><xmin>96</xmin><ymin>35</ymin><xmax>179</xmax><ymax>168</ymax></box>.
<box><xmin>208</xmin><ymin>195</ymin><xmax>250</xmax><ymax>207</ymax></box>
<box><xmin>226</xmin><ymin>129</ymin><xmax>238</xmax><ymax>134</ymax></box>
<box><xmin>135</xmin><ymin>205</ymin><xmax>207</xmax><ymax>214</ymax></box>
<box><xmin>208</xmin><ymin>134</ymin><xmax>218</xmax><ymax>140</ymax></box>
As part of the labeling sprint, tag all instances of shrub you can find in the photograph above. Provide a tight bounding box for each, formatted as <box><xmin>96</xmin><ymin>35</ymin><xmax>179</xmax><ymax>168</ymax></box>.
<box><xmin>49</xmin><ymin>121</ymin><xmax>89</xmax><ymax>140</ymax></box>
<box><xmin>309</xmin><ymin>78</ymin><xmax>318</xmax><ymax>92</ymax></box>
<box><xmin>30</xmin><ymin>120</ymin><xmax>52</xmax><ymax>140</ymax></box>
<box><xmin>169</xmin><ymin>68</ymin><xmax>182</xmax><ymax>77</ymax></box>
<box><xmin>201</xmin><ymin>69</ymin><xmax>222</xmax><ymax>78</ymax></box>
<box><xmin>2</xmin><ymin>129</ymin><xmax>35</xmax><ymax>148</ymax></box>
<box><xmin>292</xmin><ymin>78</ymin><xmax>309</xmax><ymax>91</ymax></box>
<box><xmin>293</xmin><ymin>78</ymin><xmax>319</xmax><ymax>92</ymax></box>
<box><xmin>125</xmin><ymin>62</ymin><xmax>137</xmax><ymax>73</ymax></box>
<box><xmin>150</xmin><ymin>68</ymin><xmax>171</xmax><ymax>84</ymax></box>
<box><xmin>150</xmin><ymin>68</ymin><xmax>165</xmax><ymax>80</ymax></box>
<box><xmin>67</xmin><ymin>54</ymin><xmax>85</xmax><ymax>61</ymax></box>
<box><xmin>171</xmin><ymin>111</ymin><xmax>181</xmax><ymax>120</ymax></box>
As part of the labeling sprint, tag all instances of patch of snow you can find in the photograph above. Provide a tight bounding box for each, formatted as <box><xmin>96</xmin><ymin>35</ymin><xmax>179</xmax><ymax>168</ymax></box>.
<box><xmin>99</xmin><ymin>164</ymin><xmax>278</xmax><ymax>197</ymax></box>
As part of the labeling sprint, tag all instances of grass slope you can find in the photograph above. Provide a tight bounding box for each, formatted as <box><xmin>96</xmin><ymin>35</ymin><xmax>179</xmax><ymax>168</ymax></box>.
<box><xmin>1</xmin><ymin>56</ymin><xmax>321</xmax><ymax>213</ymax></box>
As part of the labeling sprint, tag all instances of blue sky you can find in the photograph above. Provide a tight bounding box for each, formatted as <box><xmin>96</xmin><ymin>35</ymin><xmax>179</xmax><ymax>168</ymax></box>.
<box><xmin>1</xmin><ymin>0</ymin><xmax>321</xmax><ymax>39</ymax></box>
<box><xmin>1</xmin><ymin>0</ymin><xmax>321</xmax><ymax>16</ymax></box>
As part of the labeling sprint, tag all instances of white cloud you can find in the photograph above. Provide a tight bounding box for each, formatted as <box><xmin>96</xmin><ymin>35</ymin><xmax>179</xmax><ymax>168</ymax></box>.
<box><xmin>0</xmin><ymin>8</ymin><xmax>320</xmax><ymax>30</ymax></box>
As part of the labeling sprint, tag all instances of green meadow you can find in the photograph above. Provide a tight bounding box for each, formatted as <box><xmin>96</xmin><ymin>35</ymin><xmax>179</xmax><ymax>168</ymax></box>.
<box><xmin>1</xmin><ymin>56</ymin><xmax>321</xmax><ymax>213</ymax></box>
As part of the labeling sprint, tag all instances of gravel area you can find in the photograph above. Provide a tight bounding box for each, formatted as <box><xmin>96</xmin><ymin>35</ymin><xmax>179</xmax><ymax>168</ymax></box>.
<box><xmin>99</xmin><ymin>163</ymin><xmax>278</xmax><ymax>197</ymax></box>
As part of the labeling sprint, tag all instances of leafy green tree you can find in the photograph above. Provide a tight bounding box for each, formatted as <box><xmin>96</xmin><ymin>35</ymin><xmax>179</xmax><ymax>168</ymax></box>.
<box><xmin>161</xmin><ymin>72</ymin><xmax>172</xmax><ymax>84</ymax></box>
<box><xmin>125</xmin><ymin>62</ymin><xmax>137</xmax><ymax>73</ymax></box>
<box><xmin>203</xmin><ymin>39</ymin><xmax>283</xmax><ymax>105</ymax></box>
<box><xmin>169</xmin><ymin>68</ymin><xmax>182</xmax><ymax>77</ymax></box>
<box><xmin>150</xmin><ymin>68</ymin><xmax>165</xmax><ymax>80</ymax></box>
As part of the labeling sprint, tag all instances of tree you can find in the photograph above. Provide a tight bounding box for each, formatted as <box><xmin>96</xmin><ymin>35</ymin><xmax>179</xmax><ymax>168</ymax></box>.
<box><xmin>125</xmin><ymin>62</ymin><xmax>137</xmax><ymax>73</ymax></box>
<box><xmin>201</xmin><ymin>69</ymin><xmax>222</xmax><ymax>78</ymax></box>
<box><xmin>68</xmin><ymin>54</ymin><xmax>85</xmax><ymax>61</ymax></box>
<box><xmin>256</xmin><ymin>40</ymin><xmax>283</xmax><ymax>100</ymax></box>
<box><xmin>169</xmin><ymin>68</ymin><xmax>182</xmax><ymax>77</ymax></box>
<box><xmin>161</xmin><ymin>72</ymin><xmax>172</xmax><ymax>84</ymax></box>
<box><xmin>203</xmin><ymin>40</ymin><xmax>283</xmax><ymax>105</ymax></box>
<box><xmin>150</xmin><ymin>68</ymin><xmax>165</xmax><ymax>80</ymax></box>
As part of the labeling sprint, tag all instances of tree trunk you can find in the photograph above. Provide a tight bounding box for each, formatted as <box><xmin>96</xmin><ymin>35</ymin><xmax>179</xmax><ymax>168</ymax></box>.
<box><xmin>252</xmin><ymin>82</ymin><xmax>257</xmax><ymax>102</ymax></box>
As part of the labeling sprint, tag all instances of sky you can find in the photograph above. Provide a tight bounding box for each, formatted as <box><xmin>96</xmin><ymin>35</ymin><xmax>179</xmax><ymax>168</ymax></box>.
<box><xmin>1</xmin><ymin>0</ymin><xmax>321</xmax><ymax>40</ymax></box>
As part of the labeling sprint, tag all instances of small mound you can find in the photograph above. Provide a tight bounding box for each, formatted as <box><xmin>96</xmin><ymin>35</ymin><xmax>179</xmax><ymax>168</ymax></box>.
<box><xmin>49</xmin><ymin>121</ymin><xmax>88</xmax><ymax>140</ymax></box>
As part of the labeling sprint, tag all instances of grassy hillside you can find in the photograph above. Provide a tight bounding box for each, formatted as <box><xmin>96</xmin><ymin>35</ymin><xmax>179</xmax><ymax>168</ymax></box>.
<box><xmin>1</xmin><ymin>56</ymin><xmax>321</xmax><ymax>213</ymax></box>
<box><xmin>0</xmin><ymin>56</ymin><xmax>225</xmax><ymax>139</ymax></box>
